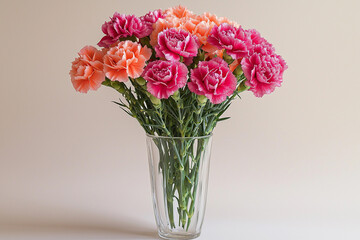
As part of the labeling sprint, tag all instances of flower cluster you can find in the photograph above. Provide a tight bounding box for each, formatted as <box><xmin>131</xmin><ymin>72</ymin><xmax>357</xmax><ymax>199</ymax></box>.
<box><xmin>70</xmin><ymin>5</ymin><xmax>287</xmax><ymax>101</ymax></box>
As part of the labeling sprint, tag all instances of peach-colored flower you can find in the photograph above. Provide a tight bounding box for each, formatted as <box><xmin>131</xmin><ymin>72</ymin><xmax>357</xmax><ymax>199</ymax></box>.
<box><xmin>200</xmin><ymin>12</ymin><xmax>239</xmax><ymax>27</ymax></box>
<box><xmin>165</xmin><ymin>5</ymin><xmax>195</xmax><ymax>19</ymax></box>
<box><xmin>70</xmin><ymin>46</ymin><xmax>105</xmax><ymax>93</ymax></box>
<box><xmin>103</xmin><ymin>41</ymin><xmax>151</xmax><ymax>82</ymax></box>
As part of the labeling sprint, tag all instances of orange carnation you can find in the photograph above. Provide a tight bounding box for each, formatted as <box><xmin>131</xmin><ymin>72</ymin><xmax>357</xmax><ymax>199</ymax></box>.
<box><xmin>165</xmin><ymin>5</ymin><xmax>194</xmax><ymax>19</ymax></box>
<box><xmin>70</xmin><ymin>46</ymin><xmax>105</xmax><ymax>93</ymax></box>
<box><xmin>103</xmin><ymin>41</ymin><xmax>152</xmax><ymax>82</ymax></box>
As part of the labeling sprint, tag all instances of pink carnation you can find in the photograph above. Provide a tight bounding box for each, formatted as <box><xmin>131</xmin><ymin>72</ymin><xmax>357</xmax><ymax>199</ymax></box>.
<box><xmin>98</xmin><ymin>13</ymin><xmax>148</xmax><ymax>48</ymax></box>
<box><xmin>69</xmin><ymin>46</ymin><xmax>105</xmax><ymax>93</ymax></box>
<box><xmin>142</xmin><ymin>60</ymin><xmax>188</xmax><ymax>99</ymax></box>
<box><xmin>246</xmin><ymin>29</ymin><xmax>274</xmax><ymax>52</ymax></box>
<box><xmin>140</xmin><ymin>9</ymin><xmax>165</xmax><ymax>36</ymax></box>
<box><xmin>207</xmin><ymin>23</ymin><xmax>252</xmax><ymax>59</ymax></box>
<box><xmin>155</xmin><ymin>28</ymin><xmax>199</xmax><ymax>65</ymax></box>
<box><xmin>241</xmin><ymin>45</ymin><xmax>287</xmax><ymax>97</ymax></box>
<box><xmin>188</xmin><ymin>58</ymin><xmax>237</xmax><ymax>104</ymax></box>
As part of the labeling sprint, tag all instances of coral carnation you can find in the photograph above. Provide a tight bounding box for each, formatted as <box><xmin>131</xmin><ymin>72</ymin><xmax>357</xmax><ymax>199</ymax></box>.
<box><xmin>142</xmin><ymin>60</ymin><xmax>188</xmax><ymax>99</ymax></box>
<box><xmin>188</xmin><ymin>58</ymin><xmax>237</xmax><ymax>104</ymax></box>
<box><xmin>103</xmin><ymin>41</ymin><xmax>151</xmax><ymax>82</ymax></box>
<box><xmin>165</xmin><ymin>5</ymin><xmax>194</xmax><ymax>19</ymax></box>
<box><xmin>70</xmin><ymin>46</ymin><xmax>105</xmax><ymax>93</ymax></box>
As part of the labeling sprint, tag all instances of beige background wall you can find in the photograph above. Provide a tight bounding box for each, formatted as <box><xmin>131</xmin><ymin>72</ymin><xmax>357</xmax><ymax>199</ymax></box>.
<box><xmin>0</xmin><ymin>0</ymin><xmax>359</xmax><ymax>239</ymax></box>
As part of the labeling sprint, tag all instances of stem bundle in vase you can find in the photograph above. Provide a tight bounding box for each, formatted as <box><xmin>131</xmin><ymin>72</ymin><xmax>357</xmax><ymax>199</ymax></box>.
<box><xmin>69</xmin><ymin>5</ymin><xmax>287</xmax><ymax>238</ymax></box>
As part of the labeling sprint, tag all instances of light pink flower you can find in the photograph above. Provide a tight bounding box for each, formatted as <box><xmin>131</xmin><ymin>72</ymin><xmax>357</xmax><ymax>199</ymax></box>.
<box><xmin>155</xmin><ymin>28</ymin><xmax>199</xmax><ymax>65</ymax></box>
<box><xmin>207</xmin><ymin>23</ymin><xmax>252</xmax><ymax>59</ymax></box>
<box><xmin>98</xmin><ymin>13</ymin><xmax>148</xmax><ymax>48</ymax></box>
<box><xmin>142</xmin><ymin>60</ymin><xmax>188</xmax><ymax>99</ymax></box>
<box><xmin>188</xmin><ymin>58</ymin><xmax>237</xmax><ymax>104</ymax></box>
<box><xmin>70</xmin><ymin>46</ymin><xmax>105</xmax><ymax>93</ymax></box>
<box><xmin>140</xmin><ymin>9</ymin><xmax>165</xmax><ymax>36</ymax></box>
<box><xmin>241</xmin><ymin>45</ymin><xmax>287</xmax><ymax>97</ymax></box>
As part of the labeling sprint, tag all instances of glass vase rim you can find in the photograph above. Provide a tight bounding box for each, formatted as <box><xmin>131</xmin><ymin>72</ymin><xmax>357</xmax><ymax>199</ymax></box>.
<box><xmin>146</xmin><ymin>133</ymin><xmax>213</xmax><ymax>140</ymax></box>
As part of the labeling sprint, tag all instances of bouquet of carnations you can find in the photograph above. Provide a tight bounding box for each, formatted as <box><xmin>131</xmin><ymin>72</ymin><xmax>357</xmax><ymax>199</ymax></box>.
<box><xmin>70</xmin><ymin>5</ymin><xmax>287</xmax><ymax>238</ymax></box>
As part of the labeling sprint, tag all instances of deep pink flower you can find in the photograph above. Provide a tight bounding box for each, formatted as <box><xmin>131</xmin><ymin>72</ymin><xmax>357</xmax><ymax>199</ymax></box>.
<box><xmin>155</xmin><ymin>28</ymin><xmax>199</xmax><ymax>65</ymax></box>
<box><xmin>241</xmin><ymin>45</ymin><xmax>287</xmax><ymax>97</ymax></box>
<box><xmin>142</xmin><ymin>60</ymin><xmax>188</xmax><ymax>99</ymax></box>
<box><xmin>246</xmin><ymin>29</ymin><xmax>274</xmax><ymax>53</ymax></box>
<box><xmin>188</xmin><ymin>58</ymin><xmax>237</xmax><ymax>104</ymax></box>
<box><xmin>140</xmin><ymin>9</ymin><xmax>165</xmax><ymax>37</ymax></box>
<box><xmin>98</xmin><ymin>13</ymin><xmax>148</xmax><ymax>48</ymax></box>
<box><xmin>207</xmin><ymin>23</ymin><xmax>252</xmax><ymax>59</ymax></box>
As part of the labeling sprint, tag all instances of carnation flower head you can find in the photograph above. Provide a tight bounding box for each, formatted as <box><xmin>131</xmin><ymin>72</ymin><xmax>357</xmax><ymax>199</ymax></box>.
<box><xmin>188</xmin><ymin>57</ymin><xmax>237</xmax><ymax>104</ymax></box>
<box><xmin>150</xmin><ymin>17</ymin><xmax>181</xmax><ymax>46</ymax></box>
<box><xmin>165</xmin><ymin>5</ymin><xmax>195</xmax><ymax>19</ymax></box>
<box><xmin>98</xmin><ymin>13</ymin><xmax>148</xmax><ymax>48</ymax></box>
<box><xmin>70</xmin><ymin>46</ymin><xmax>105</xmax><ymax>93</ymax></box>
<box><xmin>150</xmin><ymin>6</ymin><xmax>196</xmax><ymax>47</ymax></box>
<box><xmin>207</xmin><ymin>23</ymin><xmax>252</xmax><ymax>59</ymax></box>
<box><xmin>155</xmin><ymin>28</ymin><xmax>200</xmax><ymax>65</ymax></box>
<box><xmin>241</xmin><ymin>44</ymin><xmax>287</xmax><ymax>97</ymax></box>
<box><xmin>103</xmin><ymin>41</ymin><xmax>151</xmax><ymax>82</ymax></box>
<box><xmin>142</xmin><ymin>60</ymin><xmax>188</xmax><ymax>99</ymax></box>
<box><xmin>246</xmin><ymin>29</ymin><xmax>274</xmax><ymax>53</ymax></box>
<box><xmin>140</xmin><ymin>10</ymin><xmax>166</xmax><ymax>37</ymax></box>
<box><xmin>200</xmin><ymin>12</ymin><xmax>239</xmax><ymax>28</ymax></box>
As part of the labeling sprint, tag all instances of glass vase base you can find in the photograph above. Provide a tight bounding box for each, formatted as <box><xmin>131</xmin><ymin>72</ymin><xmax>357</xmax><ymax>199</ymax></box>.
<box><xmin>159</xmin><ymin>231</ymin><xmax>200</xmax><ymax>240</ymax></box>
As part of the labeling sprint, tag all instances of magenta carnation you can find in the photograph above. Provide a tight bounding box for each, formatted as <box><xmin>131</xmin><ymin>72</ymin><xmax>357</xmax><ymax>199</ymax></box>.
<box><xmin>142</xmin><ymin>60</ymin><xmax>189</xmax><ymax>99</ymax></box>
<box><xmin>241</xmin><ymin>45</ymin><xmax>287</xmax><ymax>97</ymax></box>
<box><xmin>188</xmin><ymin>58</ymin><xmax>237</xmax><ymax>104</ymax></box>
<box><xmin>155</xmin><ymin>28</ymin><xmax>200</xmax><ymax>65</ymax></box>
<box><xmin>207</xmin><ymin>23</ymin><xmax>252</xmax><ymax>59</ymax></box>
<box><xmin>98</xmin><ymin>13</ymin><xmax>148</xmax><ymax>48</ymax></box>
<box><xmin>140</xmin><ymin>9</ymin><xmax>165</xmax><ymax>37</ymax></box>
<box><xmin>246</xmin><ymin>29</ymin><xmax>274</xmax><ymax>53</ymax></box>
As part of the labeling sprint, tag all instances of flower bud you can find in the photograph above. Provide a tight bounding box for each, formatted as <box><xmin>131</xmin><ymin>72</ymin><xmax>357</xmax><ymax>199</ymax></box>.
<box><xmin>111</xmin><ymin>81</ymin><xmax>126</xmax><ymax>94</ymax></box>
<box><xmin>197</xmin><ymin>95</ymin><xmax>208</xmax><ymax>105</ymax></box>
<box><xmin>171</xmin><ymin>90</ymin><xmax>180</xmax><ymax>101</ymax></box>
<box><xmin>223</xmin><ymin>51</ymin><xmax>234</xmax><ymax>64</ymax></box>
<box><xmin>233</xmin><ymin>65</ymin><xmax>243</xmax><ymax>76</ymax></box>
<box><xmin>102</xmin><ymin>78</ymin><xmax>111</xmax><ymax>86</ymax></box>
<box><xmin>150</xmin><ymin>95</ymin><xmax>161</xmax><ymax>106</ymax></box>
<box><xmin>237</xmin><ymin>81</ymin><xmax>250</xmax><ymax>93</ymax></box>
<box><xmin>198</xmin><ymin>49</ymin><xmax>205</xmax><ymax>61</ymax></box>
<box><xmin>135</xmin><ymin>77</ymin><xmax>146</xmax><ymax>86</ymax></box>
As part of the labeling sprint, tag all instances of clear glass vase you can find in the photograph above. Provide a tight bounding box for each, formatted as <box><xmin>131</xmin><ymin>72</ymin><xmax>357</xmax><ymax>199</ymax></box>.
<box><xmin>146</xmin><ymin>134</ymin><xmax>213</xmax><ymax>240</ymax></box>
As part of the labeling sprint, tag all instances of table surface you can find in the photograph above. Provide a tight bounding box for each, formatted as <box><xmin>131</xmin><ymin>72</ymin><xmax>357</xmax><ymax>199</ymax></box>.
<box><xmin>1</xmin><ymin>218</ymin><xmax>359</xmax><ymax>240</ymax></box>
